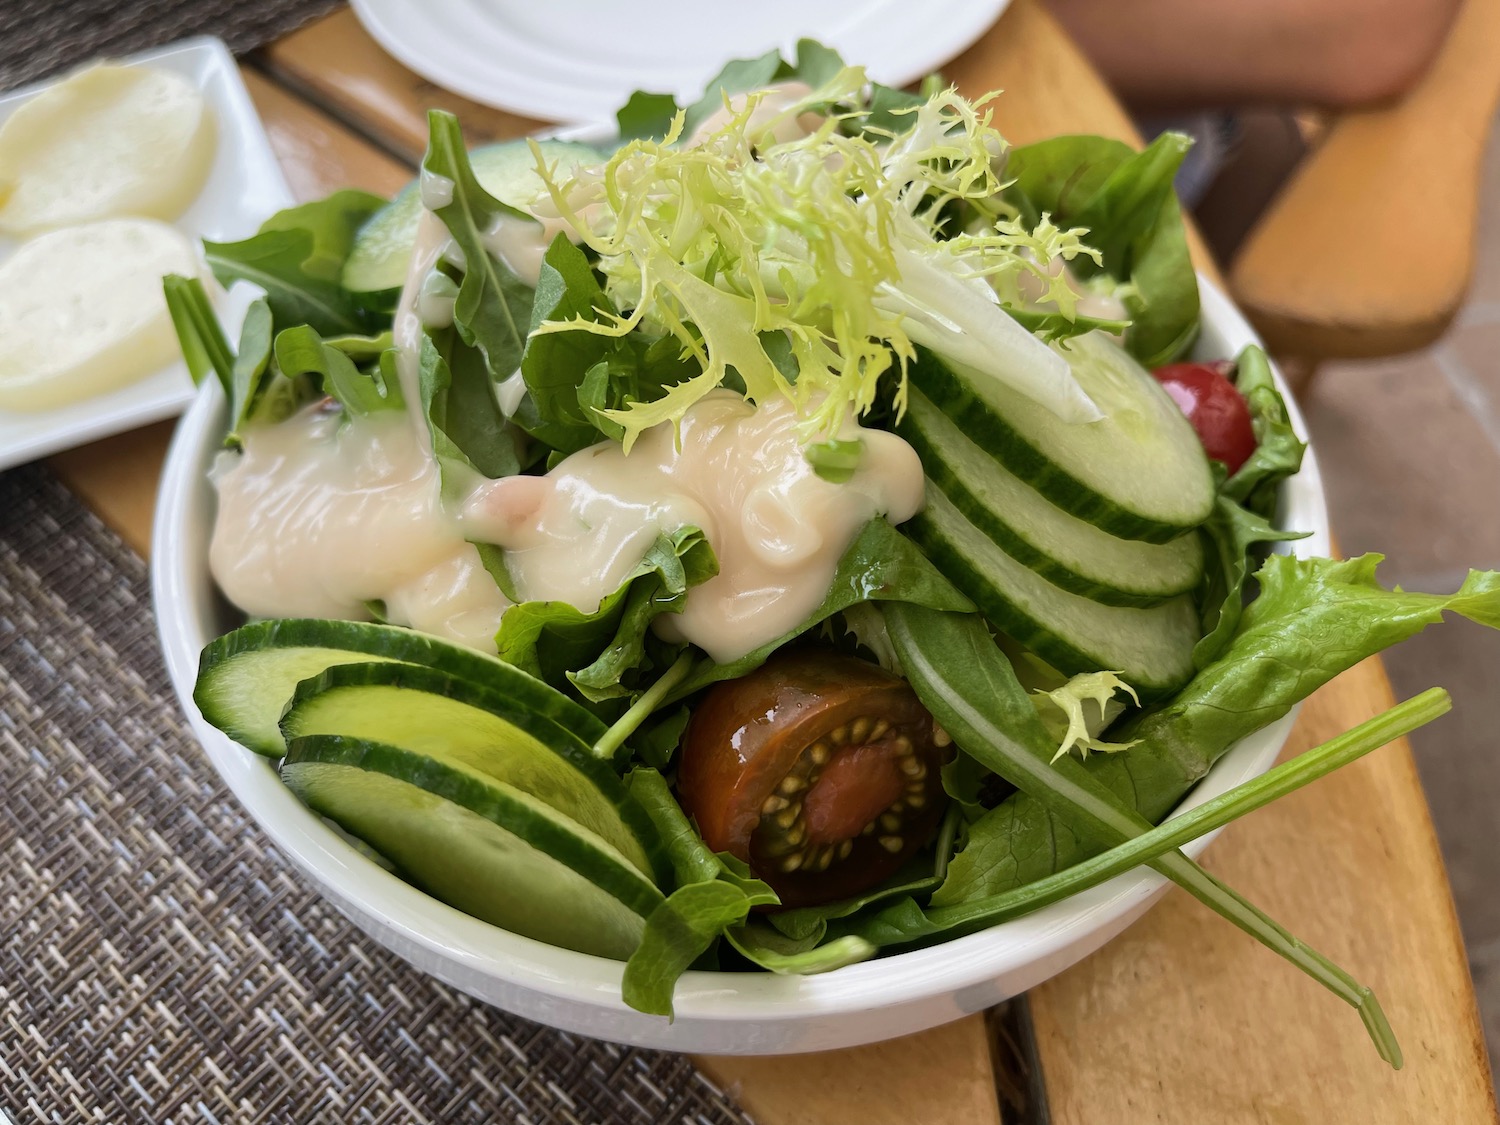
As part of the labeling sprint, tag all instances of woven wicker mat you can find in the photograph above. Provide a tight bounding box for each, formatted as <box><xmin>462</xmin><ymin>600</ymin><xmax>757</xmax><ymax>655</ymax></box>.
<box><xmin>0</xmin><ymin>463</ymin><xmax>756</xmax><ymax>1125</ymax></box>
<box><xmin>1</xmin><ymin>0</ymin><xmax>343</xmax><ymax>91</ymax></box>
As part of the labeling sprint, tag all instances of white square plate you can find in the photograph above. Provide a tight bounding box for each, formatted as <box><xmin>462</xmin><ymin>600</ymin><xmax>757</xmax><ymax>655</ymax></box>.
<box><xmin>0</xmin><ymin>36</ymin><xmax>294</xmax><ymax>471</ymax></box>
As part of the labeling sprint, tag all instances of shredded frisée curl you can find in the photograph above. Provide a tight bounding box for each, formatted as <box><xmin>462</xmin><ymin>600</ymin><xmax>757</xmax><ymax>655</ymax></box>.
<box><xmin>529</xmin><ymin>78</ymin><xmax>1102</xmax><ymax>451</ymax></box>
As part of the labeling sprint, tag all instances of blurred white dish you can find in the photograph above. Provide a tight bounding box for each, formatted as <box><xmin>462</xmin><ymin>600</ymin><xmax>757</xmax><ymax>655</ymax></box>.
<box><xmin>153</xmin><ymin>273</ymin><xmax>1328</xmax><ymax>1054</ymax></box>
<box><xmin>349</xmin><ymin>0</ymin><xmax>1012</xmax><ymax>123</ymax></box>
<box><xmin>0</xmin><ymin>37</ymin><xmax>292</xmax><ymax>472</ymax></box>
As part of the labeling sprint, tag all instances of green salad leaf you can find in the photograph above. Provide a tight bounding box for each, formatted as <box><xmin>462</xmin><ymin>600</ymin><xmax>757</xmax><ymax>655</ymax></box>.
<box><xmin>205</xmin><ymin>190</ymin><xmax>386</xmax><ymax>337</ymax></box>
<box><xmin>934</xmin><ymin>554</ymin><xmax>1500</xmax><ymax>906</ymax></box>
<box><xmin>422</xmin><ymin>110</ymin><xmax>537</xmax><ymax>380</ymax></box>
<box><xmin>621</xmin><ymin>769</ymin><xmax>777</xmax><ymax>1015</ymax></box>
<box><xmin>273</xmin><ymin>324</ymin><xmax>401</xmax><ymax>417</ymax></box>
<box><xmin>882</xmin><ymin>602</ymin><xmax>1402</xmax><ymax>1066</ymax></box>
<box><xmin>1004</xmin><ymin>132</ymin><xmax>1199</xmax><ymax>366</ymax></box>
<box><xmin>495</xmin><ymin>526</ymin><xmax>719</xmax><ymax>702</ymax></box>
<box><xmin>417</xmin><ymin>329</ymin><xmax>525</xmax><ymax>501</ymax></box>
<box><xmin>1223</xmin><ymin>346</ymin><xmax>1308</xmax><ymax>518</ymax></box>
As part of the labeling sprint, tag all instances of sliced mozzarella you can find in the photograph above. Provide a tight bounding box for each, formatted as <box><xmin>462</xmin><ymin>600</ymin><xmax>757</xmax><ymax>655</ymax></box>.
<box><xmin>0</xmin><ymin>64</ymin><xmax>216</xmax><ymax>234</ymax></box>
<box><xmin>0</xmin><ymin>219</ymin><xmax>200</xmax><ymax>411</ymax></box>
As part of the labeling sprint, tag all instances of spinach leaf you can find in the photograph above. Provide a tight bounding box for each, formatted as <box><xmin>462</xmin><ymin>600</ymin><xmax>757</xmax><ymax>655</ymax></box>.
<box><xmin>495</xmin><ymin>527</ymin><xmax>719</xmax><ymax>702</ymax></box>
<box><xmin>934</xmin><ymin>554</ymin><xmax>1500</xmax><ymax>905</ymax></box>
<box><xmin>669</xmin><ymin>518</ymin><xmax>973</xmax><ymax>700</ymax></box>
<box><xmin>417</xmin><ymin>330</ymin><xmax>524</xmax><ymax>501</ymax></box>
<box><xmin>621</xmin><ymin>769</ymin><xmax>777</xmax><ymax>1015</ymax></box>
<box><xmin>422</xmin><ymin>110</ymin><xmax>536</xmax><ymax>379</ymax></box>
<box><xmin>1005</xmin><ymin>133</ymin><xmax>1199</xmax><ymax>366</ymax></box>
<box><xmin>205</xmin><ymin>190</ymin><xmax>386</xmax><ymax>336</ymax></box>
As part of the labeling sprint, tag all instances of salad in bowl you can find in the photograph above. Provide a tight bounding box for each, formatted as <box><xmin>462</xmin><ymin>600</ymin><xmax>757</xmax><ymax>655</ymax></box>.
<box><xmin>155</xmin><ymin>43</ymin><xmax>1500</xmax><ymax>1057</ymax></box>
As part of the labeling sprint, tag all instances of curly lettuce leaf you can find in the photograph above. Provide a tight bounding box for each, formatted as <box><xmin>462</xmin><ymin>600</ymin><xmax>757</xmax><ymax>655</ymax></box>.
<box><xmin>1032</xmin><ymin>670</ymin><xmax>1139</xmax><ymax>762</ymax></box>
<box><xmin>204</xmin><ymin>190</ymin><xmax>386</xmax><ymax>336</ymax></box>
<box><xmin>495</xmin><ymin>526</ymin><xmax>718</xmax><ymax>703</ymax></box>
<box><xmin>546</xmin><ymin>79</ymin><xmax>1097</xmax><ymax>450</ymax></box>
<box><xmin>1004</xmin><ymin>132</ymin><xmax>1199</xmax><ymax>366</ymax></box>
<box><xmin>933</xmin><ymin>554</ymin><xmax>1500</xmax><ymax>905</ymax></box>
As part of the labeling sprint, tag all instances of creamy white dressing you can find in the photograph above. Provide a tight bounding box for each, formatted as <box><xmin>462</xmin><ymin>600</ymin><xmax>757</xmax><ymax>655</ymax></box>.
<box><xmin>687</xmin><ymin>82</ymin><xmax>822</xmax><ymax>147</ymax></box>
<box><xmin>461</xmin><ymin>391</ymin><xmax>924</xmax><ymax>663</ymax></box>
<box><xmin>209</xmin><ymin>404</ymin><xmax>511</xmax><ymax>652</ymax></box>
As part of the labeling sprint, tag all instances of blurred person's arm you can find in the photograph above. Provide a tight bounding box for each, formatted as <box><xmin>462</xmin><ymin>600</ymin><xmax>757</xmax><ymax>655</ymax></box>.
<box><xmin>1047</xmin><ymin>0</ymin><xmax>1462</xmax><ymax>109</ymax></box>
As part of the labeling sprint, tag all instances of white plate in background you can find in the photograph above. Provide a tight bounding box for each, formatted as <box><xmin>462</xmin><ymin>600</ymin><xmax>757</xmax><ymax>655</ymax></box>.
<box><xmin>0</xmin><ymin>37</ymin><xmax>293</xmax><ymax>473</ymax></box>
<box><xmin>349</xmin><ymin>0</ymin><xmax>1011</xmax><ymax>124</ymax></box>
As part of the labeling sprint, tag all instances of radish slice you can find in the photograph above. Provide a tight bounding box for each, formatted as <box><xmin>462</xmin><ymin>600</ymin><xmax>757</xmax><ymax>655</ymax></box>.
<box><xmin>0</xmin><ymin>219</ymin><xmax>200</xmax><ymax>411</ymax></box>
<box><xmin>0</xmin><ymin>63</ymin><xmax>216</xmax><ymax>234</ymax></box>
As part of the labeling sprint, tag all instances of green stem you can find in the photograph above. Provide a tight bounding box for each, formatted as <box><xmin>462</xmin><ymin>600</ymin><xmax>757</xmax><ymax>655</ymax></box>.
<box><xmin>592</xmin><ymin>652</ymin><xmax>695</xmax><ymax>761</ymax></box>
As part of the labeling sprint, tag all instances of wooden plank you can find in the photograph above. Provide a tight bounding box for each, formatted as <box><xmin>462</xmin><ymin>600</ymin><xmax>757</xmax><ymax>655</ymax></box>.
<box><xmin>1031</xmin><ymin>655</ymin><xmax>1499</xmax><ymax>1123</ymax></box>
<box><xmin>1230</xmin><ymin>0</ymin><xmax>1500</xmax><ymax>358</ymax></box>
<box><xmin>698</xmin><ymin>1015</ymin><xmax>1002</xmax><ymax>1125</ymax></box>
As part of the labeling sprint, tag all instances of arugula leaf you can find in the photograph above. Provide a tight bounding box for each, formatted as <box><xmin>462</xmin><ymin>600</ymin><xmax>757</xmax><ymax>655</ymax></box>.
<box><xmin>422</xmin><ymin>110</ymin><xmax>536</xmax><ymax>379</ymax></box>
<box><xmin>417</xmin><ymin>330</ymin><xmax>523</xmax><ymax>501</ymax></box>
<box><xmin>204</xmin><ymin>190</ymin><xmax>386</xmax><ymax>336</ymax></box>
<box><xmin>1004</xmin><ymin>133</ymin><xmax>1199</xmax><ymax>366</ymax></box>
<box><xmin>621</xmin><ymin>769</ymin><xmax>777</xmax><ymax>1015</ymax></box>
<box><xmin>162</xmin><ymin>274</ymin><xmax>233</xmax><ymax>391</ymax></box>
<box><xmin>273</xmin><ymin>324</ymin><xmax>399</xmax><ymax>417</ymax></box>
<box><xmin>934</xmin><ymin>554</ymin><xmax>1500</xmax><ymax>906</ymax></box>
<box><xmin>669</xmin><ymin>518</ymin><xmax>974</xmax><ymax>699</ymax></box>
<box><xmin>766</xmin><ymin>862</ymin><xmax>942</xmax><ymax>945</ymax></box>
<box><xmin>495</xmin><ymin>526</ymin><xmax>718</xmax><ymax>702</ymax></box>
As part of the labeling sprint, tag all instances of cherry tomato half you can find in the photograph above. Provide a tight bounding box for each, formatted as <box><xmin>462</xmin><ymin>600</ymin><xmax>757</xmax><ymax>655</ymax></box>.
<box><xmin>677</xmin><ymin>650</ymin><xmax>951</xmax><ymax>908</ymax></box>
<box><xmin>1152</xmin><ymin>360</ymin><xmax>1257</xmax><ymax>474</ymax></box>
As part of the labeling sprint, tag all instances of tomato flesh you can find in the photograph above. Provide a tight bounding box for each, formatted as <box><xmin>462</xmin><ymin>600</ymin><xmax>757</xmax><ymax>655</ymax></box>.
<box><xmin>1152</xmin><ymin>360</ymin><xmax>1257</xmax><ymax>473</ymax></box>
<box><xmin>677</xmin><ymin>650</ymin><xmax>950</xmax><ymax>907</ymax></box>
<box><xmin>802</xmin><ymin>742</ymin><xmax>907</xmax><ymax>845</ymax></box>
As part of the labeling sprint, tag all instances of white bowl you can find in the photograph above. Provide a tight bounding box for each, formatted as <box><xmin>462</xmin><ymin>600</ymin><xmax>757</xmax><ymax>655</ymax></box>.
<box><xmin>151</xmin><ymin>278</ymin><xmax>1328</xmax><ymax>1054</ymax></box>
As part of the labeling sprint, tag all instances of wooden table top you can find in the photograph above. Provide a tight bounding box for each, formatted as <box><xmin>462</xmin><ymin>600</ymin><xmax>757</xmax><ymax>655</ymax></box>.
<box><xmin>46</xmin><ymin>4</ymin><xmax>1498</xmax><ymax>1121</ymax></box>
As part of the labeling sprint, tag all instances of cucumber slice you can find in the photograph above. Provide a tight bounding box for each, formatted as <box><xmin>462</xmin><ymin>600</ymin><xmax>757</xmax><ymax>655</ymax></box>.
<box><xmin>899</xmin><ymin>387</ymin><xmax>1203</xmax><ymax>606</ymax></box>
<box><xmin>910</xmin><ymin>332</ymin><xmax>1215</xmax><ymax>542</ymax></box>
<box><xmin>908</xmin><ymin>488</ymin><xmax>1200</xmax><ymax>697</ymax></box>
<box><xmin>283</xmin><ymin>735</ymin><xmax>661</xmax><ymax>959</ymax></box>
<box><xmin>281</xmin><ymin>660</ymin><xmax>667</xmax><ymax>884</ymax></box>
<box><xmin>341</xmin><ymin>139</ymin><xmax>608</xmax><ymax>303</ymax></box>
<box><xmin>195</xmin><ymin>618</ymin><xmax>607</xmax><ymax>758</ymax></box>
